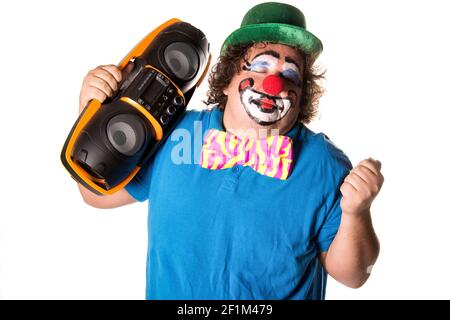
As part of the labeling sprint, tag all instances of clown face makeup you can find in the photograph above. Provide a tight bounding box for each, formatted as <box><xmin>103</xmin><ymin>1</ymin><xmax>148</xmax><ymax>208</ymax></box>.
<box><xmin>239</xmin><ymin>77</ymin><xmax>297</xmax><ymax>125</ymax></box>
<box><xmin>244</xmin><ymin>52</ymin><xmax>302</xmax><ymax>87</ymax></box>
<box><xmin>238</xmin><ymin>51</ymin><xmax>301</xmax><ymax>125</ymax></box>
<box><xmin>223</xmin><ymin>43</ymin><xmax>305</xmax><ymax>138</ymax></box>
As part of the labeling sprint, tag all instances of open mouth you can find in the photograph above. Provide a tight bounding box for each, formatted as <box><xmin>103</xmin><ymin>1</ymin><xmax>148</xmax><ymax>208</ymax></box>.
<box><xmin>250</xmin><ymin>97</ymin><xmax>283</xmax><ymax>114</ymax></box>
<box><xmin>238</xmin><ymin>77</ymin><xmax>296</xmax><ymax>125</ymax></box>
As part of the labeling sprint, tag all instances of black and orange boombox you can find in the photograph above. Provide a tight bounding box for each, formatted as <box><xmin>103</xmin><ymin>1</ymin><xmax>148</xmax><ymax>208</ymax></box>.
<box><xmin>61</xmin><ymin>19</ymin><xmax>210</xmax><ymax>195</ymax></box>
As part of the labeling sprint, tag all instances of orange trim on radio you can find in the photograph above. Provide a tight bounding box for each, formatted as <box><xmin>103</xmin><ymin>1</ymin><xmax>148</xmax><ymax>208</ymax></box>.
<box><xmin>118</xmin><ymin>18</ymin><xmax>181</xmax><ymax>70</ymax></box>
<box><xmin>119</xmin><ymin>97</ymin><xmax>164</xmax><ymax>140</ymax></box>
<box><xmin>196</xmin><ymin>53</ymin><xmax>212</xmax><ymax>88</ymax></box>
<box><xmin>63</xmin><ymin>99</ymin><xmax>144</xmax><ymax>194</ymax></box>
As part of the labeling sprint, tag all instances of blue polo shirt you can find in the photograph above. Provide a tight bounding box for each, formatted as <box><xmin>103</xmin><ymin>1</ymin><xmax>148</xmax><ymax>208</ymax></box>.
<box><xmin>125</xmin><ymin>107</ymin><xmax>352</xmax><ymax>300</ymax></box>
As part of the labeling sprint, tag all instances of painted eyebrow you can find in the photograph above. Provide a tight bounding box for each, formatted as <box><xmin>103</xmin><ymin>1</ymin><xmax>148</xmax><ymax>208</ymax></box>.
<box><xmin>251</xmin><ymin>50</ymin><xmax>281</xmax><ymax>61</ymax></box>
<box><xmin>285</xmin><ymin>57</ymin><xmax>302</xmax><ymax>72</ymax></box>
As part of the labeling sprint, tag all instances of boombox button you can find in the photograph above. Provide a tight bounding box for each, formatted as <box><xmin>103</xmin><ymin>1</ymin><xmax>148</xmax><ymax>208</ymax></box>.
<box><xmin>173</xmin><ymin>96</ymin><xmax>183</xmax><ymax>106</ymax></box>
<box><xmin>167</xmin><ymin>105</ymin><xmax>177</xmax><ymax>115</ymax></box>
<box><xmin>160</xmin><ymin>114</ymin><xmax>170</xmax><ymax>125</ymax></box>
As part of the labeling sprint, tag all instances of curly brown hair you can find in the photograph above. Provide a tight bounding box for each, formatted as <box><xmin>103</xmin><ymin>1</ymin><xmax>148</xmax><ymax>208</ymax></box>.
<box><xmin>206</xmin><ymin>42</ymin><xmax>326</xmax><ymax>124</ymax></box>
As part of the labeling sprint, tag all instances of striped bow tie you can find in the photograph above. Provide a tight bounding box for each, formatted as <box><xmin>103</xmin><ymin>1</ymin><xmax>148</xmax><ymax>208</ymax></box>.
<box><xmin>200</xmin><ymin>129</ymin><xmax>293</xmax><ymax>180</ymax></box>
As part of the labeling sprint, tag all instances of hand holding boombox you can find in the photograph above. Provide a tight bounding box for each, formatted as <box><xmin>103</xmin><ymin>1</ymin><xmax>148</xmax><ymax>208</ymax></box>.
<box><xmin>61</xmin><ymin>19</ymin><xmax>210</xmax><ymax>195</ymax></box>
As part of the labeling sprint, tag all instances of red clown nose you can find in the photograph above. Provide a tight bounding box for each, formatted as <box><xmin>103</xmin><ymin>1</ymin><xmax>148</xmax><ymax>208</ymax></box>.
<box><xmin>262</xmin><ymin>75</ymin><xmax>284</xmax><ymax>96</ymax></box>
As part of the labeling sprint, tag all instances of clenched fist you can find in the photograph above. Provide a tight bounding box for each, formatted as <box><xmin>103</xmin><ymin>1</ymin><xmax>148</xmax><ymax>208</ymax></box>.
<box><xmin>340</xmin><ymin>158</ymin><xmax>384</xmax><ymax>216</ymax></box>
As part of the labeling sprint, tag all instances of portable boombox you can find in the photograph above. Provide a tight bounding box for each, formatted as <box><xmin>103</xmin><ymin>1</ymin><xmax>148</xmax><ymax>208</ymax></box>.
<box><xmin>61</xmin><ymin>19</ymin><xmax>210</xmax><ymax>195</ymax></box>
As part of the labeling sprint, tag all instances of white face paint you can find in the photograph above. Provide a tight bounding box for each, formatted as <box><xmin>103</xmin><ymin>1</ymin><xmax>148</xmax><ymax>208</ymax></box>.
<box><xmin>245</xmin><ymin>54</ymin><xmax>278</xmax><ymax>73</ymax></box>
<box><xmin>238</xmin><ymin>53</ymin><xmax>300</xmax><ymax>125</ymax></box>
<box><xmin>280</xmin><ymin>62</ymin><xmax>301</xmax><ymax>87</ymax></box>
<box><xmin>223</xmin><ymin>44</ymin><xmax>305</xmax><ymax>135</ymax></box>
<box><xmin>244</xmin><ymin>54</ymin><xmax>302</xmax><ymax>86</ymax></box>
<box><xmin>239</xmin><ymin>78</ymin><xmax>296</xmax><ymax>125</ymax></box>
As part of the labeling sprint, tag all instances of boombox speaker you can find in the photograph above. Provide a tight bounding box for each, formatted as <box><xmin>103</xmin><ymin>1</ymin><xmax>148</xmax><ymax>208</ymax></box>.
<box><xmin>61</xmin><ymin>19</ymin><xmax>210</xmax><ymax>195</ymax></box>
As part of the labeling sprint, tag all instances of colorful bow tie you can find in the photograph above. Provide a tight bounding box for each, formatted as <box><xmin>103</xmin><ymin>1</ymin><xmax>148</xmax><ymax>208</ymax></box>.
<box><xmin>200</xmin><ymin>129</ymin><xmax>293</xmax><ymax>180</ymax></box>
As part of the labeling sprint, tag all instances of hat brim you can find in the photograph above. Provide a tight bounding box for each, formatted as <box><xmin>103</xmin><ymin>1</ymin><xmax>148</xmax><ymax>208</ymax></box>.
<box><xmin>221</xmin><ymin>23</ymin><xmax>323</xmax><ymax>57</ymax></box>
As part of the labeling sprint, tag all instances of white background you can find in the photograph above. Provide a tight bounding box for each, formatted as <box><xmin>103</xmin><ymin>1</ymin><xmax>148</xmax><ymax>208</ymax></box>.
<box><xmin>0</xmin><ymin>0</ymin><xmax>449</xmax><ymax>299</ymax></box>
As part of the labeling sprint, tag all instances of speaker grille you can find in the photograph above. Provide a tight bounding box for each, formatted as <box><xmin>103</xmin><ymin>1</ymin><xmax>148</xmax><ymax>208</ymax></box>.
<box><xmin>106</xmin><ymin>114</ymin><xmax>146</xmax><ymax>156</ymax></box>
<box><xmin>164</xmin><ymin>42</ymin><xmax>199</xmax><ymax>80</ymax></box>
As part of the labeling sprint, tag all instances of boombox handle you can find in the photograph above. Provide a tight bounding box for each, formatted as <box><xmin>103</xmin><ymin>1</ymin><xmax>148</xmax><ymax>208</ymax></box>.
<box><xmin>117</xmin><ymin>19</ymin><xmax>182</xmax><ymax>71</ymax></box>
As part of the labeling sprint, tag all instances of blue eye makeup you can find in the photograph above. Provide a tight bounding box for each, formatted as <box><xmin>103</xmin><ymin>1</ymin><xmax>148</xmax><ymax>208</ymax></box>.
<box><xmin>242</xmin><ymin>53</ymin><xmax>303</xmax><ymax>87</ymax></box>
<box><xmin>243</xmin><ymin>54</ymin><xmax>278</xmax><ymax>72</ymax></box>
<box><xmin>281</xmin><ymin>69</ymin><xmax>301</xmax><ymax>86</ymax></box>
<box><xmin>249</xmin><ymin>61</ymin><xmax>270</xmax><ymax>72</ymax></box>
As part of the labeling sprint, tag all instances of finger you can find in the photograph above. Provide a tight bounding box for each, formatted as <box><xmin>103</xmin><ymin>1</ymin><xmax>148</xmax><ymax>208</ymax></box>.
<box><xmin>378</xmin><ymin>171</ymin><xmax>385</xmax><ymax>188</ymax></box>
<box><xmin>344</xmin><ymin>172</ymin><xmax>367</xmax><ymax>192</ymax></box>
<box><xmin>122</xmin><ymin>61</ymin><xmax>135</xmax><ymax>79</ymax></box>
<box><xmin>353</xmin><ymin>165</ymin><xmax>378</xmax><ymax>186</ymax></box>
<box><xmin>99</xmin><ymin>65</ymin><xmax>122</xmax><ymax>82</ymax></box>
<box><xmin>369</xmin><ymin>157</ymin><xmax>382</xmax><ymax>171</ymax></box>
<box><xmin>79</xmin><ymin>98</ymin><xmax>96</xmax><ymax>111</ymax></box>
<box><xmin>88</xmin><ymin>76</ymin><xmax>114</xmax><ymax>97</ymax></box>
<box><xmin>340</xmin><ymin>181</ymin><xmax>357</xmax><ymax>197</ymax></box>
<box><xmin>359</xmin><ymin>158</ymin><xmax>382</xmax><ymax>176</ymax></box>
<box><xmin>86</xmin><ymin>85</ymin><xmax>108</xmax><ymax>103</ymax></box>
<box><xmin>92</xmin><ymin>68</ymin><xmax>119</xmax><ymax>91</ymax></box>
<box><xmin>79</xmin><ymin>97</ymin><xmax>89</xmax><ymax>112</ymax></box>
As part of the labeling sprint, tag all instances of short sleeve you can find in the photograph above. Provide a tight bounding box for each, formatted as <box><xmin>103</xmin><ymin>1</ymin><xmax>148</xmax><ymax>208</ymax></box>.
<box><xmin>315</xmin><ymin>135</ymin><xmax>353</xmax><ymax>252</ymax></box>
<box><xmin>316</xmin><ymin>187</ymin><xmax>344</xmax><ymax>252</ymax></box>
<box><xmin>124</xmin><ymin>109</ymin><xmax>208</xmax><ymax>202</ymax></box>
<box><xmin>125</xmin><ymin>159</ymin><xmax>153</xmax><ymax>202</ymax></box>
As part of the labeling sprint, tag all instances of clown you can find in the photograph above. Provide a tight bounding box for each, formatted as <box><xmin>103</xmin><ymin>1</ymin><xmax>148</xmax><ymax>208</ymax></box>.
<box><xmin>77</xmin><ymin>2</ymin><xmax>384</xmax><ymax>299</ymax></box>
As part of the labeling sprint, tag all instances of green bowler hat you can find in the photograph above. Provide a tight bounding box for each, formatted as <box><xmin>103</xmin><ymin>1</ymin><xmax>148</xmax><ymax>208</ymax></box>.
<box><xmin>221</xmin><ymin>2</ymin><xmax>323</xmax><ymax>57</ymax></box>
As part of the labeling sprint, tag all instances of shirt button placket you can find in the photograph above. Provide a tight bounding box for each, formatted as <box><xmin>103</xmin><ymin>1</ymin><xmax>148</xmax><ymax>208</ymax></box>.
<box><xmin>220</xmin><ymin>166</ymin><xmax>242</xmax><ymax>192</ymax></box>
